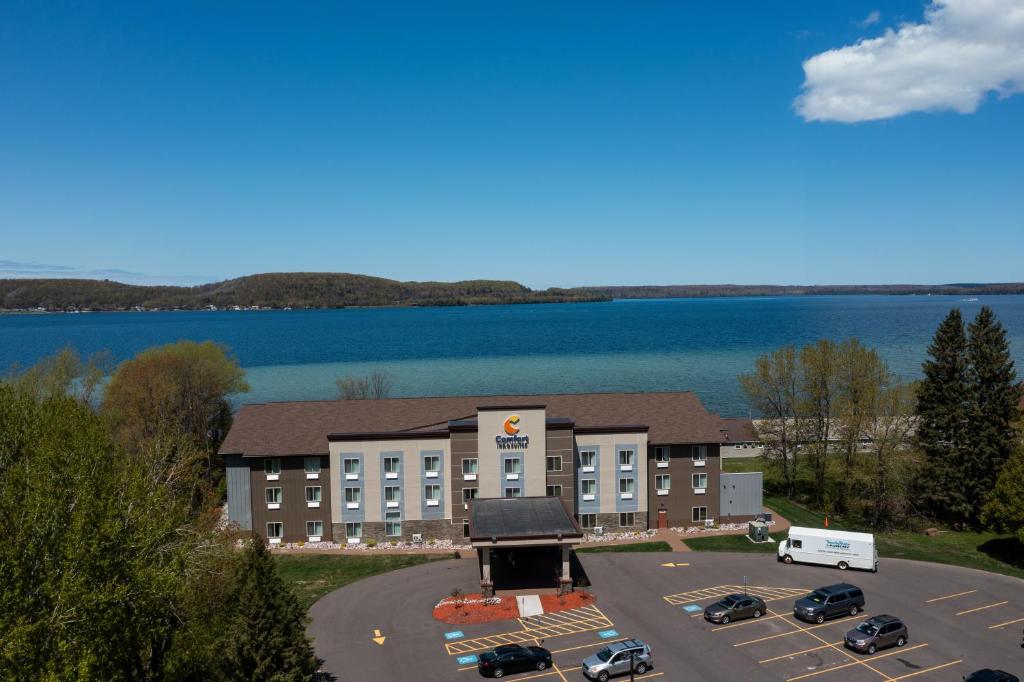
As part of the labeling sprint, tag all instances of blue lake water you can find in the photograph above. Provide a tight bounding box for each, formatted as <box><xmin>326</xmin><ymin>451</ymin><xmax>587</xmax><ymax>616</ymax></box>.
<box><xmin>2</xmin><ymin>295</ymin><xmax>1022</xmax><ymax>416</ymax></box>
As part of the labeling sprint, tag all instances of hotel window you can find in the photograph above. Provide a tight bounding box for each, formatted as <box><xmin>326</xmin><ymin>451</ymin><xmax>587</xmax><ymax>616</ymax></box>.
<box><xmin>504</xmin><ymin>487</ymin><xmax>521</xmax><ymax>498</ymax></box>
<box><xmin>423</xmin><ymin>455</ymin><xmax>441</xmax><ymax>475</ymax></box>
<box><xmin>462</xmin><ymin>458</ymin><xmax>478</xmax><ymax>476</ymax></box>
<box><xmin>463</xmin><ymin>487</ymin><xmax>478</xmax><ymax>504</ymax></box>
<box><xmin>425</xmin><ymin>484</ymin><xmax>441</xmax><ymax>504</ymax></box>
<box><xmin>579</xmin><ymin>450</ymin><xmax>596</xmax><ymax>468</ymax></box>
<box><xmin>618</xmin><ymin>449</ymin><xmax>634</xmax><ymax>467</ymax></box>
<box><xmin>383</xmin><ymin>456</ymin><xmax>400</xmax><ymax>476</ymax></box>
<box><xmin>304</xmin><ymin>456</ymin><xmax>321</xmax><ymax>475</ymax></box>
<box><xmin>504</xmin><ymin>458</ymin><xmax>521</xmax><ymax>475</ymax></box>
<box><xmin>264</xmin><ymin>458</ymin><xmax>281</xmax><ymax>476</ymax></box>
<box><xmin>692</xmin><ymin>445</ymin><xmax>707</xmax><ymax>465</ymax></box>
<box><xmin>579</xmin><ymin>513</ymin><xmax>596</xmax><ymax>529</ymax></box>
<box><xmin>692</xmin><ymin>473</ymin><xmax>708</xmax><ymax>490</ymax></box>
<box><xmin>345</xmin><ymin>521</ymin><xmax>361</xmax><ymax>540</ymax></box>
<box><xmin>462</xmin><ymin>519</ymin><xmax>470</xmax><ymax>537</ymax></box>
<box><xmin>266</xmin><ymin>522</ymin><xmax>283</xmax><ymax>540</ymax></box>
<box><xmin>692</xmin><ymin>506</ymin><xmax>708</xmax><ymax>522</ymax></box>
<box><xmin>385</xmin><ymin>486</ymin><xmax>401</xmax><ymax>503</ymax></box>
<box><xmin>655</xmin><ymin>447</ymin><xmax>670</xmax><ymax>465</ymax></box>
<box><xmin>344</xmin><ymin>487</ymin><xmax>361</xmax><ymax>507</ymax></box>
<box><xmin>581</xmin><ymin>479</ymin><xmax>596</xmax><ymax>496</ymax></box>
<box><xmin>546</xmin><ymin>484</ymin><xmax>562</xmax><ymax>497</ymax></box>
<box><xmin>619</xmin><ymin>512</ymin><xmax>635</xmax><ymax>527</ymax></box>
<box><xmin>619</xmin><ymin>478</ymin><xmax>635</xmax><ymax>495</ymax></box>
<box><xmin>546</xmin><ymin>455</ymin><xmax>562</xmax><ymax>472</ymax></box>
<box><xmin>265</xmin><ymin>487</ymin><xmax>282</xmax><ymax>505</ymax></box>
<box><xmin>385</xmin><ymin>511</ymin><xmax>401</xmax><ymax>537</ymax></box>
<box><xmin>305</xmin><ymin>486</ymin><xmax>321</xmax><ymax>505</ymax></box>
<box><xmin>306</xmin><ymin>520</ymin><xmax>323</xmax><ymax>540</ymax></box>
<box><xmin>656</xmin><ymin>474</ymin><xmax>671</xmax><ymax>492</ymax></box>
<box><xmin>343</xmin><ymin>458</ymin><xmax>361</xmax><ymax>476</ymax></box>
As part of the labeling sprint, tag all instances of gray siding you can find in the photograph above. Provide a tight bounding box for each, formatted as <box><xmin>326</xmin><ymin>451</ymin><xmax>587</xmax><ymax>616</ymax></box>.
<box><xmin>225</xmin><ymin>454</ymin><xmax>252</xmax><ymax>530</ymax></box>
<box><xmin>720</xmin><ymin>472</ymin><xmax>763</xmax><ymax>520</ymax></box>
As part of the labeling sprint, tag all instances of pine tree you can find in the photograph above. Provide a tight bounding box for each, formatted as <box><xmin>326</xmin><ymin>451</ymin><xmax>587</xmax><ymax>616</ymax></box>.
<box><xmin>915</xmin><ymin>309</ymin><xmax>970</xmax><ymax>524</ymax></box>
<box><xmin>965</xmin><ymin>306</ymin><xmax>1021</xmax><ymax>527</ymax></box>
<box><xmin>221</xmin><ymin>537</ymin><xmax>321</xmax><ymax>681</ymax></box>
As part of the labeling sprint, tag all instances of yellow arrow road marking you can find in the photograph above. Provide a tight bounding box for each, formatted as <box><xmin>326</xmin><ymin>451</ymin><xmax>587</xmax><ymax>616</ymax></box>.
<box><xmin>660</xmin><ymin>562</ymin><xmax>690</xmax><ymax>567</ymax></box>
<box><xmin>372</xmin><ymin>628</ymin><xmax>386</xmax><ymax>645</ymax></box>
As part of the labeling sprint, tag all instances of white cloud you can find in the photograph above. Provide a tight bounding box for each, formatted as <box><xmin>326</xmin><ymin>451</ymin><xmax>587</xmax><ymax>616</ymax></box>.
<box><xmin>858</xmin><ymin>10</ymin><xmax>881</xmax><ymax>28</ymax></box>
<box><xmin>795</xmin><ymin>0</ymin><xmax>1024</xmax><ymax>123</ymax></box>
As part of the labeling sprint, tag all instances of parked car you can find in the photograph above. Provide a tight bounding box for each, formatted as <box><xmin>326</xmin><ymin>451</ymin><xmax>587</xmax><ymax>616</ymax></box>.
<box><xmin>793</xmin><ymin>583</ymin><xmax>865</xmax><ymax>624</ymax></box>
<box><xmin>844</xmin><ymin>615</ymin><xmax>908</xmax><ymax>654</ymax></box>
<box><xmin>964</xmin><ymin>671</ymin><xmax>1020</xmax><ymax>682</ymax></box>
<box><xmin>704</xmin><ymin>593</ymin><xmax>767</xmax><ymax>624</ymax></box>
<box><xmin>478</xmin><ymin>644</ymin><xmax>552</xmax><ymax>678</ymax></box>
<box><xmin>581</xmin><ymin>639</ymin><xmax>653</xmax><ymax>681</ymax></box>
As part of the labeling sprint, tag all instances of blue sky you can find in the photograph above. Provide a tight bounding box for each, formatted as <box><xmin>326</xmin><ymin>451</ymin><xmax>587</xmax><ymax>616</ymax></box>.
<box><xmin>1</xmin><ymin>1</ymin><xmax>1022</xmax><ymax>288</ymax></box>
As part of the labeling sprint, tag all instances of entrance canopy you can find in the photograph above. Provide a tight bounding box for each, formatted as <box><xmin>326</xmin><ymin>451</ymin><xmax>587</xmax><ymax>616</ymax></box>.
<box><xmin>468</xmin><ymin>497</ymin><xmax>583</xmax><ymax>547</ymax></box>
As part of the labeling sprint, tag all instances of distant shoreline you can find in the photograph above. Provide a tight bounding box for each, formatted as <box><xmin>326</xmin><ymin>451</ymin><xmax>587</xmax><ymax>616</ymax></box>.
<box><xmin>2</xmin><ymin>272</ymin><xmax>1022</xmax><ymax>313</ymax></box>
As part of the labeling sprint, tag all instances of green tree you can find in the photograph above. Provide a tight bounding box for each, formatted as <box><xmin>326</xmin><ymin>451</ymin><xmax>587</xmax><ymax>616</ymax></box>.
<box><xmin>964</xmin><ymin>306</ymin><xmax>1021</xmax><ymax>527</ymax></box>
<box><xmin>101</xmin><ymin>340</ymin><xmax>249</xmax><ymax>485</ymax></box>
<box><xmin>981</xmin><ymin>444</ymin><xmax>1024</xmax><ymax>544</ymax></box>
<box><xmin>915</xmin><ymin>309</ymin><xmax>971</xmax><ymax>524</ymax></box>
<box><xmin>0</xmin><ymin>385</ymin><xmax>207</xmax><ymax>680</ymax></box>
<box><xmin>3</xmin><ymin>346</ymin><xmax>112</xmax><ymax>405</ymax></box>
<box><xmin>221</xmin><ymin>538</ymin><xmax>321</xmax><ymax>681</ymax></box>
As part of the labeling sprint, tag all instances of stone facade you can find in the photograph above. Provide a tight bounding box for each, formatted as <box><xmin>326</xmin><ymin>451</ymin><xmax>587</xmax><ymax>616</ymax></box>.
<box><xmin>588</xmin><ymin>511</ymin><xmax>649</xmax><ymax>533</ymax></box>
<box><xmin>333</xmin><ymin>519</ymin><xmax>463</xmax><ymax>544</ymax></box>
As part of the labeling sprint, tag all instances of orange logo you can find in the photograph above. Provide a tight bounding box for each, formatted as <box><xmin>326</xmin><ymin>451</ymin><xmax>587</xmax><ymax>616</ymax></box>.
<box><xmin>503</xmin><ymin>415</ymin><xmax>521</xmax><ymax>435</ymax></box>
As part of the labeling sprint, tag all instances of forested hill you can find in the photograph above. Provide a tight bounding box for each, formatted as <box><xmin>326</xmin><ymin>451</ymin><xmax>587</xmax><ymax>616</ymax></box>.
<box><xmin>0</xmin><ymin>273</ymin><xmax>607</xmax><ymax>311</ymax></box>
<box><xmin>3</xmin><ymin>274</ymin><xmax>1024</xmax><ymax>312</ymax></box>
<box><xmin>575</xmin><ymin>283</ymin><xmax>1024</xmax><ymax>298</ymax></box>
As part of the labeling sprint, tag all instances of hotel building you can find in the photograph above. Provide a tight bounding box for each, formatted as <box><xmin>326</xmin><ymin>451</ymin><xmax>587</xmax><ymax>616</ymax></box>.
<box><xmin>220</xmin><ymin>392</ymin><xmax>761</xmax><ymax>545</ymax></box>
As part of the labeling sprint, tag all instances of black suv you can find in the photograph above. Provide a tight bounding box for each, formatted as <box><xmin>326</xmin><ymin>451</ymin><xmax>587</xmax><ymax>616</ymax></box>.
<box><xmin>793</xmin><ymin>583</ymin><xmax>865</xmax><ymax>624</ymax></box>
<box><xmin>478</xmin><ymin>645</ymin><xmax>553</xmax><ymax>678</ymax></box>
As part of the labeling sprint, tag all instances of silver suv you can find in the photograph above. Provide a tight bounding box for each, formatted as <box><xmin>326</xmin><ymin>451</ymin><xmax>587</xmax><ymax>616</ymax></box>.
<box><xmin>581</xmin><ymin>639</ymin><xmax>653</xmax><ymax>681</ymax></box>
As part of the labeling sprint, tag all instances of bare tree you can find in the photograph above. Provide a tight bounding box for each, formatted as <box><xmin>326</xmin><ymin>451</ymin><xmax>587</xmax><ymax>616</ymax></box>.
<box><xmin>336</xmin><ymin>370</ymin><xmax>394</xmax><ymax>400</ymax></box>
<box><xmin>740</xmin><ymin>346</ymin><xmax>804</xmax><ymax>498</ymax></box>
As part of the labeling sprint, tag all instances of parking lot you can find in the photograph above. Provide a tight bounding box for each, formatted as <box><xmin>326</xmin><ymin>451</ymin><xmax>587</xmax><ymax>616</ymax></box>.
<box><xmin>308</xmin><ymin>551</ymin><xmax>1023</xmax><ymax>680</ymax></box>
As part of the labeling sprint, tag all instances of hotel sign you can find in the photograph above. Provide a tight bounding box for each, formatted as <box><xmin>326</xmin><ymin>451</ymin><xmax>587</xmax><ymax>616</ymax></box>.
<box><xmin>496</xmin><ymin>414</ymin><xmax>530</xmax><ymax>449</ymax></box>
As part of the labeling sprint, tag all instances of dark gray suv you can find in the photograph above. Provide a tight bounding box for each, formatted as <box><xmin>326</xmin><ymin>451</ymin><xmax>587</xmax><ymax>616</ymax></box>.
<box><xmin>704</xmin><ymin>593</ymin><xmax>767</xmax><ymax>624</ymax></box>
<box><xmin>844</xmin><ymin>615</ymin><xmax>908</xmax><ymax>654</ymax></box>
<box><xmin>793</xmin><ymin>583</ymin><xmax>865</xmax><ymax>624</ymax></box>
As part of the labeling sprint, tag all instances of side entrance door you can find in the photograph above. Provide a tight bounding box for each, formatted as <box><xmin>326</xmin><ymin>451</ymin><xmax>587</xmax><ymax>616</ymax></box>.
<box><xmin>657</xmin><ymin>510</ymin><xmax>668</xmax><ymax>529</ymax></box>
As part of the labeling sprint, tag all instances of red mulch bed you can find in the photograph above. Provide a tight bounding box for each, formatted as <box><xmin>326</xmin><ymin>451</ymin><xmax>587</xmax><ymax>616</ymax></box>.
<box><xmin>433</xmin><ymin>591</ymin><xmax>596</xmax><ymax>625</ymax></box>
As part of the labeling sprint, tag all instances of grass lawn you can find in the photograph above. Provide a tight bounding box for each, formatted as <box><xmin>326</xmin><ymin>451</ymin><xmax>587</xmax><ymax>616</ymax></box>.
<box><xmin>725</xmin><ymin>495</ymin><xmax>1024</xmax><ymax>580</ymax></box>
<box><xmin>577</xmin><ymin>541</ymin><xmax>672</xmax><ymax>554</ymax></box>
<box><xmin>683</xmin><ymin>533</ymin><xmax>785</xmax><ymax>553</ymax></box>
<box><xmin>721</xmin><ymin>455</ymin><xmax>764</xmax><ymax>474</ymax></box>
<box><xmin>275</xmin><ymin>553</ymin><xmax>450</xmax><ymax>610</ymax></box>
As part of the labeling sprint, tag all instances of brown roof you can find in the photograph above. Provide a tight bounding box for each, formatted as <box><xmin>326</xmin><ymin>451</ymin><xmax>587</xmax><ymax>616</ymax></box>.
<box><xmin>220</xmin><ymin>391</ymin><xmax>726</xmax><ymax>457</ymax></box>
<box><xmin>719</xmin><ymin>417</ymin><xmax>759</xmax><ymax>443</ymax></box>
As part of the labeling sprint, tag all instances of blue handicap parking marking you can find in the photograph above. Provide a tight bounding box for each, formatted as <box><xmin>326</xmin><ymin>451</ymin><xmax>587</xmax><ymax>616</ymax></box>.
<box><xmin>598</xmin><ymin>629</ymin><xmax>619</xmax><ymax>639</ymax></box>
<box><xmin>444</xmin><ymin>630</ymin><xmax>465</xmax><ymax>641</ymax></box>
<box><xmin>457</xmin><ymin>655</ymin><xmax>478</xmax><ymax>665</ymax></box>
<box><xmin>683</xmin><ymin>604</ymin><xmax>702</xmax><ymax>613</ymax></box>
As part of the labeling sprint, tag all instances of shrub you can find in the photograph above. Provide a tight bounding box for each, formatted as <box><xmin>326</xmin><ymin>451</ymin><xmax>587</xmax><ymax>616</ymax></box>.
<box><xmin>366</xmin><ymin>538</ymin><xmax>377</xmax><ymax>548</ymax></box>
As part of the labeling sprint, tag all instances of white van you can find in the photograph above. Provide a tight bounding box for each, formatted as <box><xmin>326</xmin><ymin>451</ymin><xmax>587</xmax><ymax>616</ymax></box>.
<box><xmin>777</xmin><ymin>526</ymin><xmax>878</xmax><ymax>572</ymax></box>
